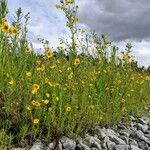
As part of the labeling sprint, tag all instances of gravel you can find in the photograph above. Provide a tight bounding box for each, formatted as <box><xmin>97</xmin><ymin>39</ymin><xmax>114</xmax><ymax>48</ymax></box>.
<box><xmin>11</xmin><ymin>116</ymin><xmax>150</xmax><ymax>150</ymax></box>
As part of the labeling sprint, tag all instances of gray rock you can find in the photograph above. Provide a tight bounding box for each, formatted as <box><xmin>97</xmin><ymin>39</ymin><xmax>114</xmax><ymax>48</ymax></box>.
<box><xmin>119</xmin><ymin>136</ymin><xmax>128</xmax><ymax>144</ymax></box>
<box><xmin>145</xmin><ymin>133</ymin><xmax>150</xmax><ymax>139</ymax></box>
<box><xmin>142</xmin><ymin>137</ymin><xmax>150</xmax><ymax>146</ymax></box>
<box><xmin>108</xmin><ymin>134</ymin><xmax>126</xmax><ymax>145</ymax></box>
<box><xmin>106</xmin><ymin>140</ymin><xmax>116</xmax><ymax>150</ymax></box>
<box><xmin>60</xmin><ymin>136</ymin><xmax>76</xmax><ymax>150</ymax></box>
<box><xmin>119</xmin><ymin>129</ymin><xmax>131</xmax><ymax>137</ymax></box>
<box><xmin>94</xmin><ymin>127</ymin><xmax>106</xmax><ymax>140</ymax></box>
<box><xmin>129</xmin><ymin>145</ymin><xmax>142</xmax><ymax>150</ymax></box>
<box><xmin>76</xmin><ymin>143</ymin><xmax>90</xmax><ymax>150</ymax></box>
<box><xmin>129</xmin><ymin>138</ymin><xmax>138</xmax><ymax>147</ymax></box>
<box><xmin>138</xmin><ymin>141</ymin><xmax>149</xmax><ymax>150</ymax></box>
<box><xmin>47</xmin><ymin>141</ymin><xmax>56</xmax><ymax>150</ymax></box>
<box><xmin>130</xmin><ymin>116</ymin><xmax>136</xmax><ymax>122</ymax></box>
<box><xmin>114</xmin><ymin>145</ymin><xmax>129</xmax><ymax>150</ymax></box>
<box><xmin>130</xmin><ymin>122</ymin><xmax>137</xmax><ymax>128</ymax></box>
<box><xmin>11</xmin><ymin>116</ymin><xmax>150</xmax><ymax>150</ymax></box>
<box><xmin>135</xmin><ymin>130</ymin><xmax>150</xmax><ymax>145</ymax></box>
<box><xmin>117</xmin><ymin>123</ymin><xmax>127</xmax><ymax>130</ymax></box>
<box><xmin>131</xmin><ymin>130</ymin><xmax>144</xmax><ymax>138</ymax></box>
<box><xmin>138</xmin><ymin>118</ymin><xmax>150</xmax><ymax>125</ymax></box>
<box><xmin>76</xmin><ymin>137</ymin><xmax>83</xmax><ymax>144</ymax></box>
<box><xmin>106</xmin><ymin>129</ymin><xmax>119</xmax><ymax>137</ymax></box>
<box><xmin>11</xmin><ymin>148</ymin><xmax>26</xmax><ymax>150</ymax></box>
<box><xmin>90</xmin><ymin>148</ymin><xmax>99</xmax><ymax>150</ymax></box>
<box><xmin>83</xmin><ymin>135</ymin><xmax>101</xmax><ymax>150</ymax></box>
<box><xmin>59</xmin><ymin>141</ymin><xmax>63</xmax><ymax>150</ymax></box>
<box><xmin>136</xmin><ymin>123</ymin><xmax>149</xmax><ymax>133</ymax></box>
<box><xmin>30</xmin><ymin>141</ymin><xmax>43</xmax><ymax>150</ymax></box>
<box><xmin>101</xmin><ymin>136</ymin><xmax>109</xmax><ymax>150</ymax></box>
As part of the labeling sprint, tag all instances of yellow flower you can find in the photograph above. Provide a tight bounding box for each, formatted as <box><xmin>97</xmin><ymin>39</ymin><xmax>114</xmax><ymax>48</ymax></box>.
<box><xmin>65</xmin><ymin>0</ymin><xmax>73</xmax><ymax>4</ymax></box>
<box><xmin>67</xmin><ymin>67</ymin><xmax>72</xmax><ymax>71</ymax></box>
<box><xmin>26</xmin><ymin>106</ymin><xmax>32</xmax><ymax>111</ymax></box>
<box><xmin>45</xmin><ymin>78</ymin><xmax>49</xmax><ymax>83</ymax></box>
<box><xmin>145</xmin><ymin>76</ymin><xmax>150</xmax><ymax>81</ymax></box>
<box><xmin>55</xmin><ymin>4</ymin><xmax>61</xmax><ymax>9</ymax></box>
<box><xmin>25</xmin><ymin>46</ymin><xmax>32</xmax><ymax>53</ymax></box>
<box><xmin>54</xmin><ymin>83</ymin><xmax>60</xmax><ymax>87</ymax></box>
<box><xmin>31</xmin><ymin>84</ymin><xmax>40</xmax><ymax>94</ymax></box>
<box><xmin>66</xmin><ymin>106</ymin><xmax>71</xmax><ymax>112</ymax></box>
<box><xmin>31</xmin><ymin>100</ymin><xmax>36</xmax><ymax>105</ymax></box>
<box><xmin>9</xmin><ymin>26</ymin><xmax>18</xmax><ymax>35</ymax></box>
<box><xmin>45</xmin><ymin>49</ymin><xmax>53</xmax><ymax>58</ymax></box>
<box><xmin>89</xmin><ymin>84</ymin><xmax>93</xmax><ymax>87</ymax></box>
<box><xmin>130</xmin><ymin>76</ymin><xmax>135</xmax><ymax>81</ymax></box>
<box><xmin>75</xmin><ymin>17</ymin><xmax>80</xmax><ymax>22</ymax></box>
<box><xmin>26</xmin><ymin>71</ymin><xmax>32</xmax><ymax>77</ymax></box>
<box><xmin>74</xmin><ymin>58</ymin><xmax>81</xmax><ymax>65</ymax></box>
<box><xmin>36</xmin><ymin>60</ymin><xmax>42</xmax><ymax>65</ymax></box>
<box><xmin>36</xmin><ymin>64</ymin><xmax>45</xmax><ymax>72</ymax></box>
<box><xmin>105</xmin><ymin>87</ymin><xmax>109</xmax><ymax>91</ymax></box>
<box><xmin>48</xmin><ymin>107</ymin><xmax>52</xmax><ymax>112</ymax></box>
<box><xmin>121</xmin><ymin>99</ymin><xmax>126</xmax><ymax>103</ymax></box>
<box><xmin>121</xmin><ymin>107</ymin><xmax>127</xmax><ymax>112</ymax></box>
<box><xmin>123</xmin><ymin>53</ymin><xmax>131</xmax><ymax>62</ymax></box>
<box><xmin>140</xmin><ymin>80</ymin><xmax>144</xmax><ymax>85</ymax></box>
<box><xmin>31</xmin><ymin>100</ymin><xmax>40</xmax><ymax>107</ymax></box>
<box><xmin>34</xmin><ymin>101</ymin><xmax>40</xmax><ymax>107</ymax></box>
<box><xmin>81</xmin><ymin>81</ymin><xmax>85</xmax><ymax>84</ymax></box>
<box><xmin>50</xmin><ymin>65</ymin><xmax>56</xmax><ymax>69</ymax></box>
<box><xmin>48</xmin><ymin>82</ymin><xmax>53</xmax><ymax>87</ymax></box>
<box><xmin>68</xmin><ymin>72</ymin><xmax>73</xmax><ymax>79</ymax></box>
<box><xmin>100</xmin><ymin>116</ymin><xmax>103</xmax><ymax>120</ymax></box>
<box><xmin>64</xmin><ymin>88</ymin><xmax>67</xmax><ymax>91</ymax></box>
<box><xmin>56</xmin><ymin>97</ymin><xmax>59</xmax><ymax>101</ymax></box>
<box><xmin>46</xmin><ymin>93</ymin><xmax>50</xmax><ymax>98</ymax></box>
<box><xmin>57</xmin><ymin>60</ymin><xmax>60</xmax><ymax>64</ymax></box>
<box><xmin>32</xmin><ymin>84</ymin><xmax>40</xmax><ymax>90</ymax></box>
<box><xmin>42</xmin><ymin>99</ymin><xmax>49</xmax><ymax>105</ymax></box>
<box><xmin>6</xmin><ymin>73</ymin><xmax>9</xmax><ymax>78</ymax></box>
<box><xmin>12</xmin><ymin>27</ymin><xmax>19</xmax><ymax>35</ymax></box>
<box><xmin>1</xmin><ymin>22</ymin><xmax>9</xmax><ymax>33</ymax></box>
<box><xmin>8</xmin><ymin>79</ymin><xmax>15</xmax><ymax>85</ymax></box>
<box><xmin>33</xmin><ymin>118</ymin><xmax>39</xmax><ymax>125</ymax></box>
<box><xmin>8</xmin><ymin>27</ymin><xmax>13</xmax><ymax>34</ymax></box>
<box><xmin>90</xmin><ymin>105</ymin><xmax>94</xmax><ymax>109</ymax></box>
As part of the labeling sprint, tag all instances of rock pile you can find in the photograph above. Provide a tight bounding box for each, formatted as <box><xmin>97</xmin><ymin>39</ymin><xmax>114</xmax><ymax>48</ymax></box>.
<box><xmin>11</xmin><ymin>116</ymin><xmax>150</xmax><ymax>150</ymax></box>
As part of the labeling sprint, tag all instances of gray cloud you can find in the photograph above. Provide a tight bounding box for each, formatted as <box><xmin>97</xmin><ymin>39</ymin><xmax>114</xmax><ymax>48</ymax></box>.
<box><xmin>78</xmin><ymin>0</ymin><xmax>150</xmax><ymax>41</ymax></box>
<box><xmin>7</xmin><ymin>0</ymin><xmax>150</xmax><ymax>66</ymax></box>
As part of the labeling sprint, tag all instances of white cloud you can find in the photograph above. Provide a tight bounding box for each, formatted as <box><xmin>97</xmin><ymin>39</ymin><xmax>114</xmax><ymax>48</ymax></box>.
<box><xmin>116</xmin><ymin>39</ymin><xmax>150</xmax><ymax>67</ymax></box>
<box><xmin>7</xmin><ymin>0</ymin><xmax>150</xmax><ymax>67</ymax></box>
<box><xmin>7</xmin><ymin>0</ymin><xmax>69</xmax><ymax>51</ymax></box>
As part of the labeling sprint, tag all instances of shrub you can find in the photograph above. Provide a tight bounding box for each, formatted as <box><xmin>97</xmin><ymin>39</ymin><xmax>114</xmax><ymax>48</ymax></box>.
<box><xmin>0</xmin><ymin>0</ymin><xmax>150</xmax><ymax>147</ymax></box>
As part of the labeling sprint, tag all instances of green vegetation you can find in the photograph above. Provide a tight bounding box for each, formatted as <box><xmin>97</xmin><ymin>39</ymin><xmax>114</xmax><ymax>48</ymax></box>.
<box><xmin>0</xmin><ymin>0</ymin><xmax>150</xmax><ymax>148</ymax></box>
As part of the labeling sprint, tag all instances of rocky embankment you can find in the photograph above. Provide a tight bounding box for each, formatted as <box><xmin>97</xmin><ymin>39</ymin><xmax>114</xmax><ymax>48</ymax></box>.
<box><xmin>11</xmin><ymin>116</ymin><xmax>150</xmax><ymax>150</ymax></box>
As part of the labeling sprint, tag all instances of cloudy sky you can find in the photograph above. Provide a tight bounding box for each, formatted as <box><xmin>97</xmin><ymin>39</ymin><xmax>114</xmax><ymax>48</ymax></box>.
<box><xmin>7</xmin><ymin>0</ymin><xmax>150</xmax><ymax>67</ymax></box>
